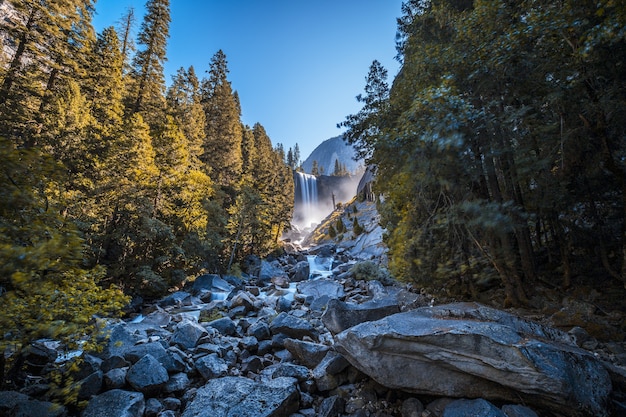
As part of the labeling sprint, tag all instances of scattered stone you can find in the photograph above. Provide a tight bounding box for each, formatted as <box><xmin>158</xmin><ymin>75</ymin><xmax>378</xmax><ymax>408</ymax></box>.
<box><xmin>180</xmin><ymin>376</ymin><xmax>299</xmax><ymax>417</ymax></box>
<box><xmin>318</xmin><ymin>395</ymin><xmax>345</xmax><ymax>417</ymax></box>
<box><xmin>104</xmin><ymin>367</ymin><xmax>128</xmax><ymax>390</ymax></box>
<box><xmin>170</xmin><ymin>320</ymin><xmax>208</xmax><ymax>349</ymax></box>
<box><xmin>195</xmin><ymin>353</ymin><xmax>228</xmax><ymax>380</ymax></box>
<box><xmin>82</xmin><ymin>389</ymin><xmax>145</xmax><ymax>417</ymax></box>
<box><xmin>443</xmin><ymin>398</ymin><xmax>506</xmax><ymax>417</ymax></box>
<box><xmin>164</xmin><ymin>372</ymin><xmax>190</xmax><ymax>394</ymax></box>
<box><xmin>284</xmin><ymin>338</ymin><xmax>330</xmax><ymax>369</ymax></box>
<box><xmin>270</xmin><ymin>312</ymin><xmax>318</xmax><ymax>340</ymax></box>
<box><xmin>206</xmin><ymin>317</ymin><xmax>237</xmax><ymax>336</ymax></box>
<box><xmin>401</xmin><ymin>397</ymin><xmax>424</xmax><ymax>417</ymax></box>
<box><xmin>126</xmin><ymin>354</ymin><xmax>169</xmax><ymax>395</ymax></box>
<box><xmin>501</xmin><ymin>404</ymin><xmax>540</xmax><ymax>417</ymax></box>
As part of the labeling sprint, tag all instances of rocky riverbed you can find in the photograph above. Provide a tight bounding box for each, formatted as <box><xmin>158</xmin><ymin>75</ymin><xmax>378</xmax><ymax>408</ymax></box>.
<box><xmin>1</xmin><ymin>243</ymin><xmax>625</xmax><ymax>417</ymax></box>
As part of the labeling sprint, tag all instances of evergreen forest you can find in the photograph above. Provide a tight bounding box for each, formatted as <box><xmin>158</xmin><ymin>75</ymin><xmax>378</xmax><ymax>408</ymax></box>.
<box><xmin>341</xmin><ymin>0</ymin><xmax>626</xmax><ymax>307</ymax></box>
<box><xmin>0</xmin><ymin>0</ymin><xmax>294</xmax><ymax>362</ymax></box>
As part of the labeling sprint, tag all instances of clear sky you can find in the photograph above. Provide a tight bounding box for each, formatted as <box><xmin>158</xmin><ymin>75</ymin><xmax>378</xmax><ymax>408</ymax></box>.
<box><xmin>92</xmin><ymin>0</ymin><xmax>403</xmax><ymax>160</ymax></box>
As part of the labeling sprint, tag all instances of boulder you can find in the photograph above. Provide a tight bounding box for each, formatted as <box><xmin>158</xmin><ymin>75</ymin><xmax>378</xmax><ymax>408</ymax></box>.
<box><xmin>321</xmin><ymin>297</ymin><xmax>400</xmax><ymax>335</ymax></box>
<box><xmin>195</xmin><ymin>353</ymin><xmax>228</xmax><ymax>380</ymax></box>
<box><xmin>180</xmin><ymin>376</ymin><xmax>299</xmax><ymax>417</ymax></box>
<box><xmin>292</xmin><ymin>260</ymin><xmax>310</xmax><ymax>282</ymax></box>
<box><xmin>443</xmin><ymin>399</ymin><xmax>506</xmax><ymax>417</ymax></box>
<box><xmin>259</xmin><ymin>260</ymin><xmax>288</xmax><ymax>282</ymax></box>
<box><xmin>126</xmin><ymin>354</ymin><xmax>169</xmax><ymax>394</ymax></box>
<box><xmin>334</xmin><ymin>302</ymin><xmax>612</xmax><ymax>417</ymax></box>
<box><xmin>270</xmin><ymin>312</ymin><xmax>318</xmax><ymax>340</ymax></box>
<box><xmin>297</xmin><ymin>279</ymin><xmax>344</xmax><ymax>301</ymax></box>
<box><xmin>190</xmin><ymin>274</ymin><xmax>233</xmax><ymax>295</ymax></box>
<box><xmin>123</xmin><ymin>342</ymin><xmax>179</xmax><ymax>373</ymax></box>
<box><xmin>283</xmin><ymin>338</ymin><xmax>330</xmax><ymax>369</ymax></box>
<box><xmin>0</xmin><ymin>391</ymin><xmax>66</xmax><ymax>417</ymax></box>
<box><xmin>206</xmin><ymin>316</ymin><xmax>237</xmax><ymax>336</ymax></box>
<box><xmin>170</xmin><ymin>320</ymin><xmax>208</xmax><ymax>349</ymax></box>
<box><xmin>82</xmin><ymin>389</ymin><xmax>145</xmax><ymax>417</ymax></box>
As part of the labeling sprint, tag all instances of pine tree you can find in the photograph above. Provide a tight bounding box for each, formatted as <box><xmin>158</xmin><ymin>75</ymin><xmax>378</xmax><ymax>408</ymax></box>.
<box><xmin>311</xmin><ymin>160</ymin><xmax>320</xmax><ymax>176</ymax></box>
<box><xmin>201</xmin><ymin>50</ymin><xmax>243</xmax><ymax>189</ymax></box>
<box><xmin>0</xmin><ymin>0</ymin><xmax>97</xmax><ymax>146</ymax></box>
<box><xmin>166</xmin><ymin>66</ymin><xmax>206</xmax><ymax>169</ymax></box>
<box><xmin>128</xmin><ymin>0</ymin><xmax>170</xmax><ymax>122</ymax></box>
<box><xmin>338</xmin><ymin>60</ymin><xmax>389</xmax><ymax>161</ymax></box>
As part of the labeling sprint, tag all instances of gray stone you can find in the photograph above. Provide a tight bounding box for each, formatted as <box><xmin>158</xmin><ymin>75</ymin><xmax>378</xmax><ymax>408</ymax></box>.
<box><xmin>101</xmin><ymin>355</ymin><xmax>129</xmax><ymax>372</ymax></box>
<box><xmin>207</xmin><ymin>316</ymin><xmax>237</xmax><ymax>336</ymax></box>
<box><xmin>335</xmin><ymin>302</ymin><xmax>612</xmax><ymax>417</ymax></box>
<box><xmin>230</xmin><ymin>291</ymin><xmax>256</xmax><ymax>313</ymax></box>
<box><xmin>102</xmin><ymin>323</ymin><xmax>145</xmax><ymax>358</ymax></box>
<box><xmin>195</xmin><ymin>353</ymin><xmax>228</xmax><ymax>380</ymax></box>
<box><xmin>158</xmin><ymin>291</ymin><xmax>194</xmax><ymax>307</ymax></box>
<box><xmin>82</xmin><ymin>389</ymin><xmax>145</xmax><ymax>417</ymax></box>
<box><xmin>104</xmin><ymin>368</ymin><xmax>127</xmax><ymax>390</ymax></box>
<box><xmin>501</xmin><ymin>404</ymin><xmax>539</xmax><ymax>417</ymax></box>
<box><xmin>170</xmin><ymin>320</ymin><xmax>208</xmax><ymax>349</ymax></box>
<box><xmin>443</xmin><ymin>399</ymin><xmax>506</xmax><ymax>417</ymax></box>
<box><xmin>284</xmin><ymin>338</ymin><xmax>330</xmax><ymax>369</ymax></box>
<box><xmin>164</xmin><ymin>372</ymin><xmax>190</xmax><ymax>394</ymax></box>
<box><xmin>292</xmin><ymin>260</ymin><xmax>310</xmax><ymax>282</ymax></box>
<box><xmin>123</xmin><ymin>342</ymin><xmax>179</xmax><ymax>372</ymax></box>
<box><xmin>145</xmin><ymin>398</ymin><xmax>164</xmax><ymax>417</ymax></box>
<box><xmin>321</xmin><ymin>297</ymin><xmax>400</xmax><ymax>334</ymax></box>
<box><xmin>141</xmin><ymin>311</ymin><xmax>172</xmax><ymax>327</ymax></box>
<box><xmin>126</xmin><ymin>354</ymin><xmax>169</xmax><ymax>394</ymax></box>
<box><xmin>401</xmin><ymin>397</ymin><xmax>424</xmax><ymax>417</ymax></box>
<box><xmin>259</xmin><ymin>260</ymin><xmax>288</xmax><ymax>282</ymax></box>
<box><xmin>312</xmin><ymin>351</ymin><xmax>350</xmax><ymax>391</ymax></box>
<box><xmin>11</xmin><ymin>399</ymin><xmax>66</xmax><ymax>417</ymax></box>
<box><xmin>264</xmin><ymin>363</ymin><xmax>310</xmax><ymax>382</ymax></box>
<box><xmin>190</xmin><ymin>274</ymin><xmax>233</xmax><ymax>294</ymax></box>
<box><xmin>270</xmin><ymin>312</ymin><xmax>318</xmax><ymax>340</ymax></box>
<box><xmin>247</xmin><ymin>320</ymin><xmax>271</xmax><ymax>340</ymax></box>
<box><xmin>77</xmin><ymin>370</ymin><xmax>103</xmax><ymax>400</ymax></box>
<box><xmin>318</xmin><ymin>395</ymin><xmax>345</xmax><ymax>417</ymax></box>
<box><xmin>181</xmin><ymin>376</ymin><xmax>299</xmax><ymax>417</ymax></box>
<box><xmin>297</xmin><ymin>279</ymin><xmax>344</xmax><ymax>300</ymax></box>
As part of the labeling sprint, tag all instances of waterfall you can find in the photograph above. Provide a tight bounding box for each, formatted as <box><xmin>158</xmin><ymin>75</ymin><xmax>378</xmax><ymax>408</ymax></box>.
<box><xmin>294</xmin><ymin>172</ymin><xmax>319</xmax><ymax>227</ymax></box>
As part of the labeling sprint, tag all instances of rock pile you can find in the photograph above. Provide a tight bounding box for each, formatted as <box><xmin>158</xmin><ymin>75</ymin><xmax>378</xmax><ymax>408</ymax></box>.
<box><xmin>1</xmin><ymin>244</ymin><xmax>624</xmax><ymax>417</ymax></box>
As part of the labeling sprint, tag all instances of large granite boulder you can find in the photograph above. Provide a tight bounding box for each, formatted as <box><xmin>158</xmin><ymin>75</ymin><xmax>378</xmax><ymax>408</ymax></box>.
<box><xmin>181</xmin><ymin>376</ymin><xmax>299</xmax><ymax>417</ymax></box>
<box><xmin>334</xmin><ymin>302</ymin><xmax>612</xmax><ymax>417</ymax></box>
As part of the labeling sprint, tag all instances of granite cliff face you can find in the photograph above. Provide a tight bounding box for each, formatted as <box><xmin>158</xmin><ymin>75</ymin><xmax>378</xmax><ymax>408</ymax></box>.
<box><xmin>301</xmin><ymin>136</ymin><xmax>364</xmax><ymax>176</ymax></box>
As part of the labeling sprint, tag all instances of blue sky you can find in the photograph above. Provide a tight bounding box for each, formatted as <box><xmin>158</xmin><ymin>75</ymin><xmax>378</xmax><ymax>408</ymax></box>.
<box><xmin>92</xmin><ymin>0</ymin><xmax>403</xmax><ymax>160</ymax></box>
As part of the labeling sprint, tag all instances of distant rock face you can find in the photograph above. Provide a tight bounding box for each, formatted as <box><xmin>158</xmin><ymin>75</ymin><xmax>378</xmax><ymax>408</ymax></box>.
<box><xmin>334</xmin><ymin>302</ymin><xmax>612</xmax><ymax>417</ymax></box>
<box><xmin>301</xmin><ymin>135</ymin><xmax>363</xmax><ymax>176</ymax></box>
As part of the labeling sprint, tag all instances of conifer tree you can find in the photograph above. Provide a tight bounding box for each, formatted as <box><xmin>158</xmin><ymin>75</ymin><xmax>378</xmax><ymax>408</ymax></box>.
<box><xmin>128</xmin><ymin>0</ymin><xmax>170</xmax><ymax>122</ymax></box>
<box><xmin>0</xmin><ymin>0</ymin><xmax>96</xmax><ymax>145</ymax></box>
<box><xmin>201</xmin><ymin>50</ymin><xmax>243</xmax><ymax>189</ymax></box>
<box><xmin>167</xmin><ymin>66</ymin><xmax>206</xmax><ymax>169</ymax></box>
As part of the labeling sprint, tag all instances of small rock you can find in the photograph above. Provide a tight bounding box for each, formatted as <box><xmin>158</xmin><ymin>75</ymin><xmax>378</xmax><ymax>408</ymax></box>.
<box><xmin>126</xmin><ymin>354</ymin><xmax>169</xmax><ymax>394</ymax></box>
<box><xmin>443</xmin><ymin>398</ymin><xmax>506</xmax><ymax>417</ymax></box>
<box><xmin>82</xmin><ymin>389</ymin><xmax>145</xmax><ymax>417</ymax></box>
<box><xmin>195</xmin><ymin>353</ymin><xmax>228</xmax><ymax>380</ymax></box>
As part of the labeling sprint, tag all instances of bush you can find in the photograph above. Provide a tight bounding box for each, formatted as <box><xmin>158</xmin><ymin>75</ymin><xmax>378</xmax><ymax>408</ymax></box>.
<box><xmin>350</xmin><ymin>261</ymin><xmax>392</xmax><ymax>284</ymax></box>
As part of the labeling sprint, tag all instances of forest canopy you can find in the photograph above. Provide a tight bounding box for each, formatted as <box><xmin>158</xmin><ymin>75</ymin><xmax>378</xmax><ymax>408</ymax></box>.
<box><xmin>341</xmin><ymin>0</ymin><xmax>626</xmax><ymax>306</ymax></box>
<box><xmin>0</xmin><ymin>0</ymin><xmax>294</xmax><ymax>357</ymax></box>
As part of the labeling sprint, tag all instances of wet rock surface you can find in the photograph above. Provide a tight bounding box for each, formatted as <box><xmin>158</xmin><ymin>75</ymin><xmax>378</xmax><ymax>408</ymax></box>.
<box><xmin>3</xmin><ymin>245</ymin><xmax>625</xmax><ymax>417</ymax></box>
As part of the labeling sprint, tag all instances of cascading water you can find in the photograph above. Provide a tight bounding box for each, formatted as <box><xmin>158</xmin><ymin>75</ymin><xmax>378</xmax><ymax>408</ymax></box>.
<box><xmin>294</xmin><ymin>172</ymin><xmax>320</xmax><ymax>228</ymax></box>
<box><xmin>307</xmin><ymin>255</ymin><xmax>333</xmax><ymax>279</ymax></box>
